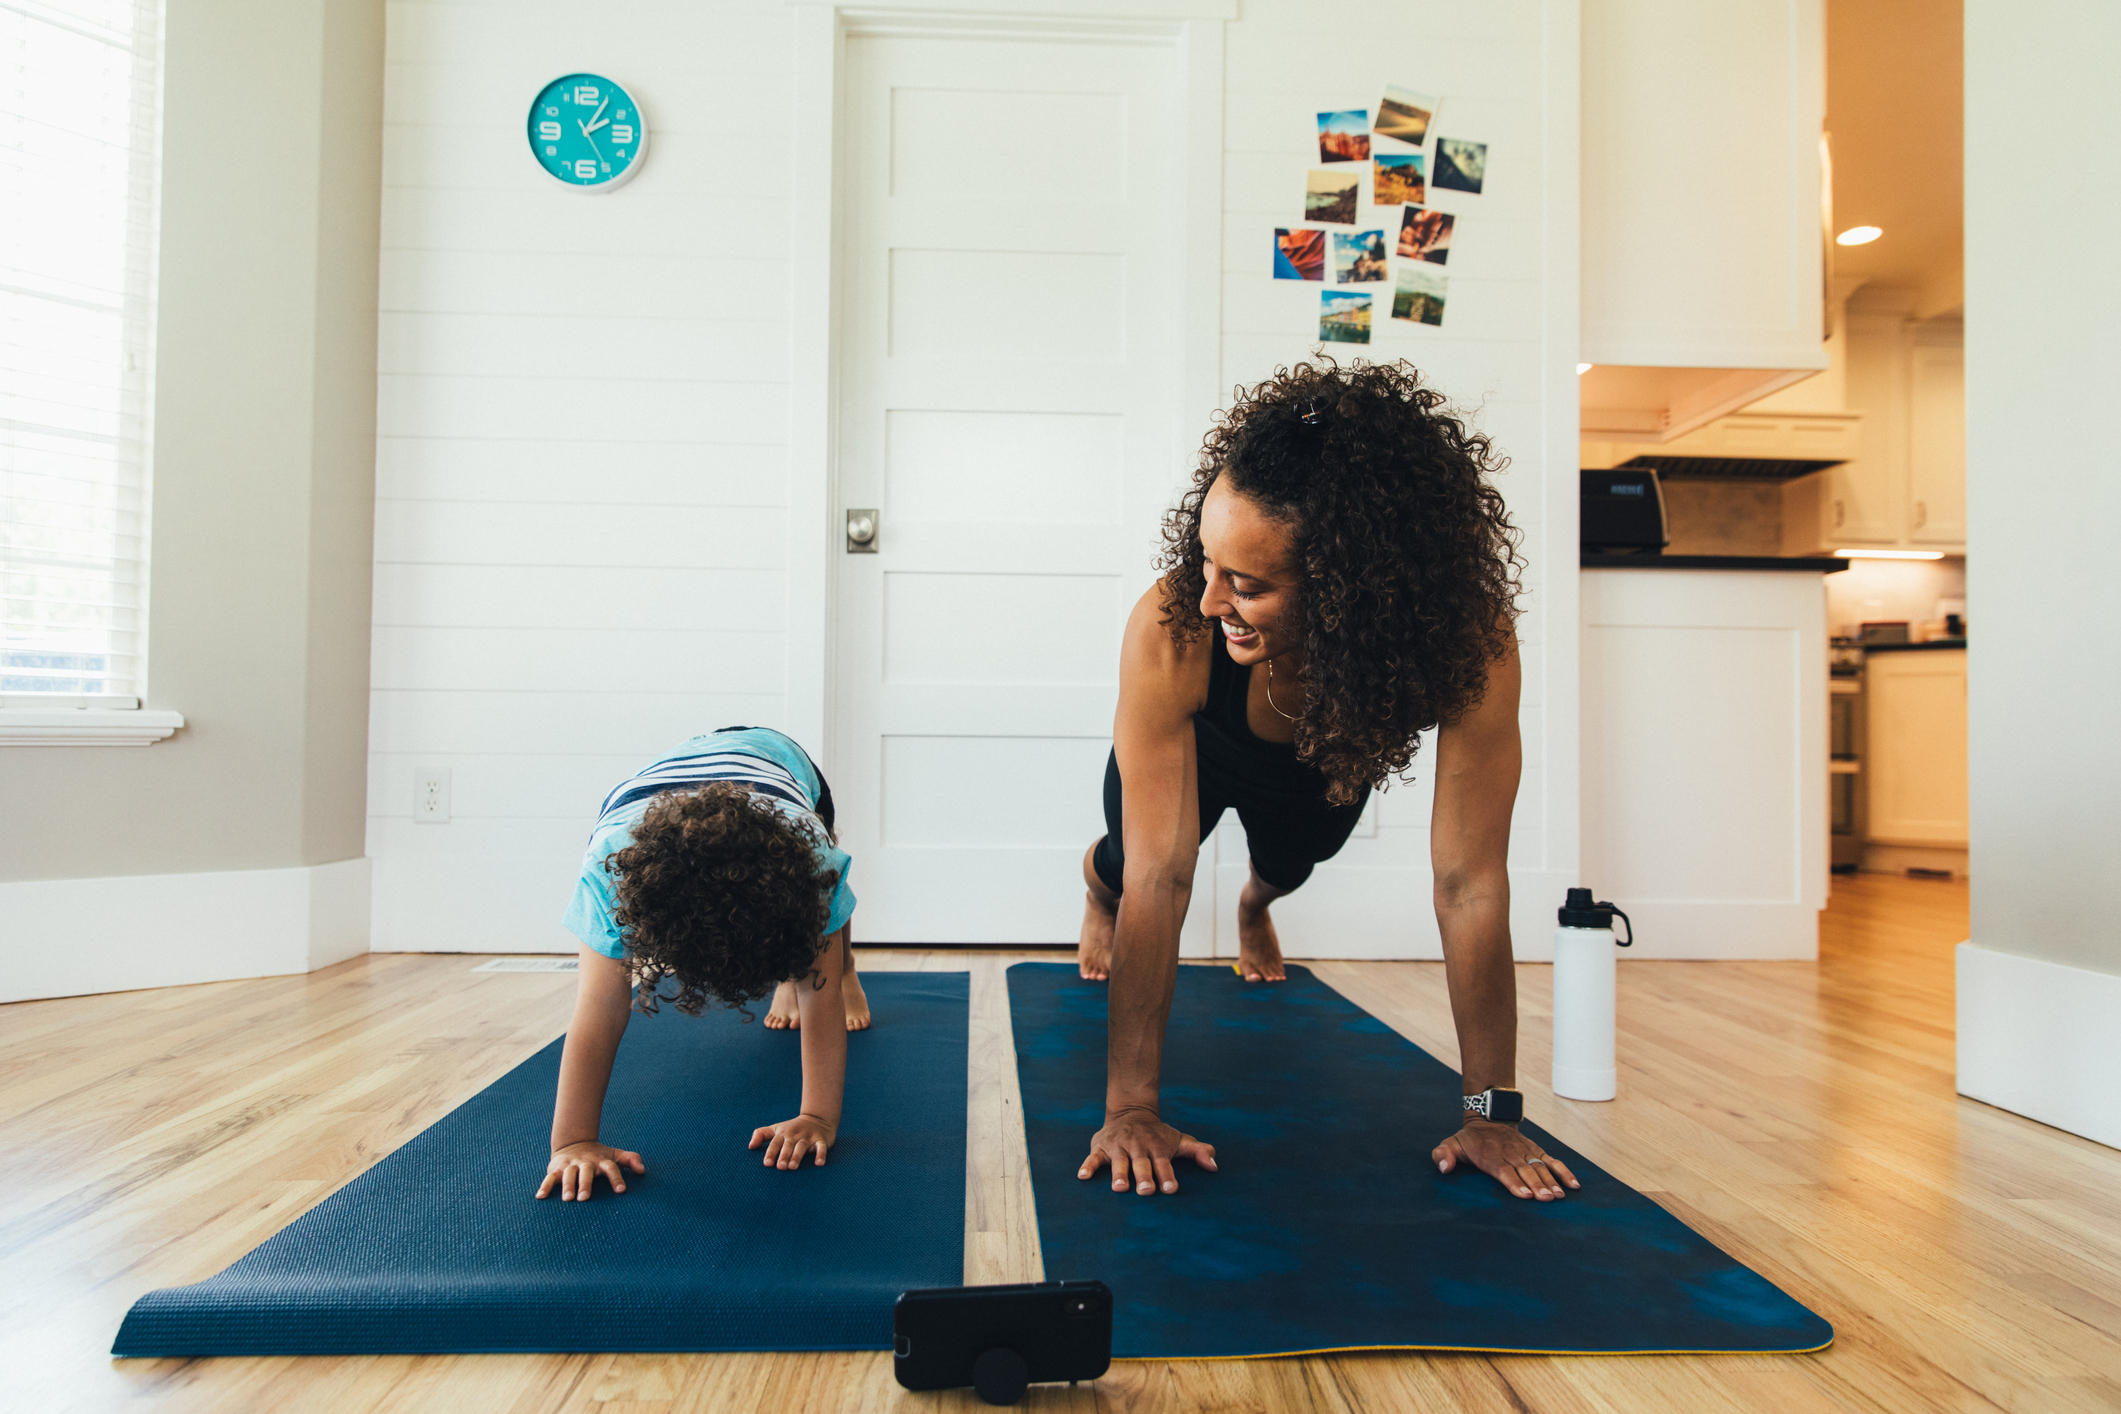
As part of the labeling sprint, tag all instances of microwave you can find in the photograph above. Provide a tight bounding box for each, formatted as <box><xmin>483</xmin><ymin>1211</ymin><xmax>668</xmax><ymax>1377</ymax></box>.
<box><xmin>1581</xmin><ymin>468</ymin><xmax>1670</xmax><ymax>554</ymax></box>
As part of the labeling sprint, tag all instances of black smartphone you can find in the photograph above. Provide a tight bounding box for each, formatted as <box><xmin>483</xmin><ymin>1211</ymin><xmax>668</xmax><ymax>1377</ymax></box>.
<box><xmin>892</xmin><ymin>1280</ymin><xmax>1113</xmax><ymax>1404</ymax></box>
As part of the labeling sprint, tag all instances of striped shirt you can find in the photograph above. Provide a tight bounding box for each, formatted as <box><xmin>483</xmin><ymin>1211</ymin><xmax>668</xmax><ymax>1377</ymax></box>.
<box><xmin>563</xmin><ymin>727</ymin><xmax>856</xmax><ymax>960</ymax></box>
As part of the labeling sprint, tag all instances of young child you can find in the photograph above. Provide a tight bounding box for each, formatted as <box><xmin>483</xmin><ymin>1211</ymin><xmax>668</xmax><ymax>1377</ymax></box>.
<box><xmin>536</xmin><ymin>726</ymin><xmax>870</xmax><ymax>1202</ymax></box>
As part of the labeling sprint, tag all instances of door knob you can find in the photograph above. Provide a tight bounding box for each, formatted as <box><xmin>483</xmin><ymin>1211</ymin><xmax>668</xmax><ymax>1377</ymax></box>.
<box><xmin>846</xmin><ymin>508</ymin><xmax>879</xmax><ymax>553</ymax></box>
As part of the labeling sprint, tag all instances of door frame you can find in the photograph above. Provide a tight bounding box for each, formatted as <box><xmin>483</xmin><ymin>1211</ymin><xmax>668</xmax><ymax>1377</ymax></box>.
<box><xmin>782</xmin><ymin>0</ymin><xmax>1228</xmax><ymax>769</ymax></box>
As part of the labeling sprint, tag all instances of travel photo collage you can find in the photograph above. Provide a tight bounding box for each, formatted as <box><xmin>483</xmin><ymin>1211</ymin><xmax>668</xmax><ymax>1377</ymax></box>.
<box><xmin>1274</xmin><ymin>86</ymin><xmax>1488</xmax><ymax>344</ymax></box>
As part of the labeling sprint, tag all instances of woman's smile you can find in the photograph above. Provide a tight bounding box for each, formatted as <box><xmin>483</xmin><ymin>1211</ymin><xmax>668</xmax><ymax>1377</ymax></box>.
<box><xmin>1220</xmin><ymin>618</ymin><xmax>1261</xmax><ymax>649</ymax></box>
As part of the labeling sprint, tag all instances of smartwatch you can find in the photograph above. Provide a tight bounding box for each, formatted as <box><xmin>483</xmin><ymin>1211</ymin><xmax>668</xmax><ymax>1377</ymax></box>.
<box><xmin>1463</xmin><ymin>1087</ymin><xmax>1524</xmax><ymax>1124</ymax></box>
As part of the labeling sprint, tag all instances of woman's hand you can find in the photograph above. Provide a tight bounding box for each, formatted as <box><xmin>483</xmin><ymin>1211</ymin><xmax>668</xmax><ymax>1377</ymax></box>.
<box><xmin>1079</xmin><ymin>1107</ymin><xmax>1218</xmax><ymax>1195</ymax></box>
<box><xmin>1432</xmin><ymin>1118</ymin><xmax>1579</xmax><ymax>1200</ymax></box>
<box><xmin>536</xmin><ymin>1140</ymin><xmax>644</xmax><ymax>1201</ymax></box>
<box><xmin>750</xmin><ymin>1113</ymin><xmax>837</xmax><ymax>1169</ymax></box>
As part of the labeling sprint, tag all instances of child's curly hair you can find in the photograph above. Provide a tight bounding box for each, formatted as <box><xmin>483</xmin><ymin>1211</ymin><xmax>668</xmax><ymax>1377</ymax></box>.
<box><xmin>1157</xmin><ymin>358</ymin><xmax>1525</xmax><ymax>805</ymax></box>
<box><xmin>607</xmin><ymin>783</ymin><xmax>833</xmax><ymax>1017</ymax></box>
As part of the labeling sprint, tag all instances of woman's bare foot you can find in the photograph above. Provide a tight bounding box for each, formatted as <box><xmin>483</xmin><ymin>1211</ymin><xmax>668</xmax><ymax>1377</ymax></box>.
<box><xmin>1236</xmin><ymin>864</ymin><xmax>1291</xmax><ymax>981</ymax></box>
<box><xmin>764</xmin><ymin>979</ymin><xmax>801</xmax><ymax>1028</ymax></box>
<box><xmin>1077</xmin><ymin>840</ymin><xmax>1119</xmax><ymax>981</ymax></box>
<box><xmin>1079</xmin><ymin>890</ymin><xmax>1117</xmax><ymax>980</ymax></box>
<box><xmin>842</xmin><ymin>967</ymin><xmax>872</xmax><ymax>1031</ymax></box>
<box><xmin>1235</xmin><ymin>905</ymin><xmax>1288</xmax><ymax>981</ymax></box>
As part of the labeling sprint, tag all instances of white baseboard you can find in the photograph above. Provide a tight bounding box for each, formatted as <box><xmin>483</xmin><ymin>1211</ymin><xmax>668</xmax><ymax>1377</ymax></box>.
<box><xmin>1577</xmin><ymin>899</ymin><xmax>1819</xmax><ymax>960</ymax></box>
<box><xmin>1957</xmin><ymin>942</ymin><xmax>2121</xmax><ymax>1151</ymax></box>
<box><xmin>1209</xmin><ymin>864</ymin><xmax>1587</xmax><ymax>962</ymax></box>
<box><xmin>1215</xmin><ymin>864</ymin><xmax>1813</xmax><ymax>962</ymax></box>
<box><xmin>0</xmin><ymin>858</ymin><xmax>371</xmax><ymax>1003</ymax></box>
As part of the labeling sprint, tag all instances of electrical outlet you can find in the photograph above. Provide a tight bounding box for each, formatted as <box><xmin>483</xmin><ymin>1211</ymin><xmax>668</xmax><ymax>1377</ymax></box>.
<box><xmin>416</xmin><ymin>766</ymin><xmax>451</xmax><ymax>824</ymax></box>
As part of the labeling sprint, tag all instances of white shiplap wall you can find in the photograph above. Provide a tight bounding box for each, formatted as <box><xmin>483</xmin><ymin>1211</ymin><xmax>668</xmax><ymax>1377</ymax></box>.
<box><xmin>1211</xmin><ymin>0</ymin><xmax>1580</xmax><ymax>959</ymax></box>
<box><xmin>370</xmin><ymin>0</ymin><xmax>799</xmax><ymax>950</ymax></box>
<box><xmin>370</xmin><ymin>0</ymin><xmax>1579</xmax><ymax>957</ymax></box>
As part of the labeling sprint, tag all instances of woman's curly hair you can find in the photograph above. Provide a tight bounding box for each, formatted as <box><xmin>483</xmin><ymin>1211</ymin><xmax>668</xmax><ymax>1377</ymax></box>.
<box><xmin>1158</xmin><ymin>358</ymin><xmax>1524</xmax><ymax>804</ymax></box>
<box><xmin>607</xmin><ymin>784</ymin><xmax>833</xmax><ymax>1018</ymax></box>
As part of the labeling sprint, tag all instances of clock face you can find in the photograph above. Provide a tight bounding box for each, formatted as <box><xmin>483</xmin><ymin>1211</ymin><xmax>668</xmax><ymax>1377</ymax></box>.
<box><xmin>528</xmin><ymin>74</ymin><xmax>645</xmax><ymax>190</ymax></box>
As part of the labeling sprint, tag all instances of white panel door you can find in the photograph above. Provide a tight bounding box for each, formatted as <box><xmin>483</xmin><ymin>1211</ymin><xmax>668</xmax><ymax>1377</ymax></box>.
<box><xmin>834</xmin><ymin>33</ymin><xmax>1196</xmax><ymax>943</ymax></box>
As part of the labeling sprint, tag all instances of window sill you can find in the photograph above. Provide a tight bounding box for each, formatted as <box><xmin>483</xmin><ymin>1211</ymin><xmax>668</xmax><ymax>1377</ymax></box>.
<box><xmin>0</xmin><ymin>709</ymin><xmax>186</xmax><ymax>746</ymax></box>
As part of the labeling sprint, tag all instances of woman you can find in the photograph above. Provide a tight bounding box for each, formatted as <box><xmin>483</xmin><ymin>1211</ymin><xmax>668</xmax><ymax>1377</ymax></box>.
<box><xmin>1074</xmin><ymin>359</ymin><xmax>1579</xmax><ymax>1204</ymax></box>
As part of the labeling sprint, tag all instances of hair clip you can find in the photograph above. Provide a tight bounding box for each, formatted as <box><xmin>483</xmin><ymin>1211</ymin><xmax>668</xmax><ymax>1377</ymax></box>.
<box><xmin>1299</xmin><ymin>399</ymin><xmax>1325</xmax><ymax>426</ymax></box>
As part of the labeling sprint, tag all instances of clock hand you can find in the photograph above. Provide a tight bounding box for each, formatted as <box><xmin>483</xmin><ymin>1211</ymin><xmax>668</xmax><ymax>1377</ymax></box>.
<box><xmin>577</xmin><ymin>118</ymin><xmax>605</xmax><ymax>161</ymax></box>
<box><xmin>584</xmin><ymin>96</ymin><xmax>611</xmax><ymax>133</ymax></box>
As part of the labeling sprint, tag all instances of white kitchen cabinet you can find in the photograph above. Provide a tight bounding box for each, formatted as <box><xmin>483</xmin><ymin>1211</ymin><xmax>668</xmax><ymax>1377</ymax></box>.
<box><xmin>1782</xmin><ymin>314</ymin><xmax>1965</xmax><ymax>555</ymax></box>
<box><xmin>1908</xmin><ymin>342</ymin><xmax>1967</xmax><ymax>545</ymax></box>
<box><xmin>1865</xmin><ymin>649</ymin><xmax>1968</xmax><ymax>849</ymax></box>
<box><xmin>1788</xmin><ymin>452</ymin><xmax>1900</xmax><ymax>547</ymax></box>
<box><xmin>1581</xmin><ymin>0</ymin><xmax>1826</xmax><ymax>371</ymax></box>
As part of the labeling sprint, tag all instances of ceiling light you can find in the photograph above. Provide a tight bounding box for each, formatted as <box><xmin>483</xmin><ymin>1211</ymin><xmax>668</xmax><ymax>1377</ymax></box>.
<box><xmin>1835</xmin><ymin>548</ymin><xmax>1944</xmax><ymax>560</ymax></box>
<box><xmin>1577</xmin><ymin>363</ymin><xmax>1593</xmax><ymax>375</ymax></box>
<box><xmin>1836</xmin><ymin>226</ymin><xmax>1882</xmax><ymax>246</ymax></box>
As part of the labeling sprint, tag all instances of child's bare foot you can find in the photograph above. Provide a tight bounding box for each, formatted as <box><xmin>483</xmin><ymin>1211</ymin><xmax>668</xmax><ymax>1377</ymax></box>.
<box><xmin>1078</xmin><ymin>890</ymin><xmax>1117</xmax><ymax>980</ymax></box>
<box><xmin>1236</xmin><ymin>901</ymin><xmax>1288</xmax><ymax>982</ymax></box>
<box><xmin>842</xmin><ymin>968</ymin><xmax>871</xmax><ymax>1031</ymax></box>
<box><xmin>764</xmin><ymin>979</ymin><xmax>801</xmax><ymax>1029</ymax></box>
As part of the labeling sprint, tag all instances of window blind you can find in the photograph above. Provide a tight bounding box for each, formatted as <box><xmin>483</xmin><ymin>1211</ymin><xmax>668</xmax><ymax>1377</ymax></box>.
<box><xmin>0</xmin><ymin>0</ymin><xmax>162</xmax><ymax>702</ymax></box>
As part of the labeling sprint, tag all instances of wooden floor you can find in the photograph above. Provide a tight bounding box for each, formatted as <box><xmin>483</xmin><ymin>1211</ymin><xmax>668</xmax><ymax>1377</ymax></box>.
<box><xmin>6</xmin><ymin>874</ymin><xmax>2118</xmax><ymax>1412</ymax></box>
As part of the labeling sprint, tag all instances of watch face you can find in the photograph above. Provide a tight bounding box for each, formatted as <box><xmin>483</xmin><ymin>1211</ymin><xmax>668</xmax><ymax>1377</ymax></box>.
<box><xmin>528</xmin><ymin>74</ymin><xmax>645</xmax><ymax>190</ymax></box>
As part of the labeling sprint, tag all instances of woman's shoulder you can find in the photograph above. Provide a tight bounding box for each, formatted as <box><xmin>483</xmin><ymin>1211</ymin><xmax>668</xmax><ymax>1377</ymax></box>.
<box><xmin>1118</xmin><ymin>582</ymin><xmax>1212</xmax><ymax>717</ymax></box>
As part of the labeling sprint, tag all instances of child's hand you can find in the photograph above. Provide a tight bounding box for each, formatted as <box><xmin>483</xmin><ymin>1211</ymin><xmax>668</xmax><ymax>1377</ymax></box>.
<box><xmin>536</xmin><ymin>1141</ymin><xmax>644</xmax><ymax>1201</ymax></box>
<box><xmin>749</xmin><ymin>1113</ymin><xmax>837</xmax><ymax>1169</ymax></box>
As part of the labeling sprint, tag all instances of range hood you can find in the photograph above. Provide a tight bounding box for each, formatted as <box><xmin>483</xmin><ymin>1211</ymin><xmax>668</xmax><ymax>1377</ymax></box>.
<box><xmin>1584</xmin><ymin>408</ymin><xmax>1862</xmax><ymax>481</ymax></box>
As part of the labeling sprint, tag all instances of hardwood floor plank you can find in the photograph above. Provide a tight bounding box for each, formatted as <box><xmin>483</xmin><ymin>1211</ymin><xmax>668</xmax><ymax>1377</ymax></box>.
<box><xmin>5</xmin><ymin>876</ymin><xmax>2115</xmax><ymax>1412</ymax></box>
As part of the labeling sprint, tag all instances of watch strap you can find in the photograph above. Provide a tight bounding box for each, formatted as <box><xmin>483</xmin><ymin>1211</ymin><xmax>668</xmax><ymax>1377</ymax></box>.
<box><xmin>1463</xmin><ymin>1087</ymin><xmax>1524</xmax><ymax>1124</ymax></box>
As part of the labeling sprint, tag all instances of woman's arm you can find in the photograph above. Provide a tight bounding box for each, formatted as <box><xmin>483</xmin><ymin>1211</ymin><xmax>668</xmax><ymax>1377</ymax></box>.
<box><xmin>750</xmin><ymin>924</ymin><xmax>848</xmax><ymax>1168</ymax></box>
<box><xmin>1425</xmin><ymin>640</ymin><xmax>1579</xmax><ymax>1200</ymax></box>
<box><xmin>1079</xmin><ymin>590</ymin><xmax>1220</xmax><ymax>1197</ymax></box>
<box><xmin>536</xmin><ymin>945</ymin><xmax>645</xmax><ymax>1200</ymax></box>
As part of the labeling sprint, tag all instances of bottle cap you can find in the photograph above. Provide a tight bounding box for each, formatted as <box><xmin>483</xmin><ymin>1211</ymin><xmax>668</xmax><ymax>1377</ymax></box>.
<box><xmin>1559</xmin><ymin>888</ymin><xmax>1615</xmax><ymax>929</ymax></box>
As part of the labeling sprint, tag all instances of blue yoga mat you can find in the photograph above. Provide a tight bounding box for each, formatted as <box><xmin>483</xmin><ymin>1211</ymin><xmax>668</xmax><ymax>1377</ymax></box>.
<box><xmin>1007</xmin><ymin>962</ymin><xmax>1832</xmax><ymax>1359</ymax></box>
<box><xmin>115</xmin><ymin>971</ymin><xmax>968</xmax><ymax>1356</ymax></box>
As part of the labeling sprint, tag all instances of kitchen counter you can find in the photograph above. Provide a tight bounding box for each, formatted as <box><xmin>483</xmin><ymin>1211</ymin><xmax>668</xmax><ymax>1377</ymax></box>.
<box><xmin>1581</xmin><ymin>552</ymin><xmax>1850</xmax><ymax>572</ymax></box>
<box><xmin>1865</xmin><ymin>638</ymin><xmax>1966</xmax><ymax>653</ymax></box>
<box><xmin>1582</xmin><ymin>563</ymin><xmax>1828</xmax><ymax>959</ymax></box>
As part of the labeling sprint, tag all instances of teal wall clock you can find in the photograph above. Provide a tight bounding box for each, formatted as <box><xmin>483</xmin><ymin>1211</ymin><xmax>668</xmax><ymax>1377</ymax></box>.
<box><xmin>528</xmin><ymin>73</ymin><xmax>646</xmax><ymax>191</ymax></box>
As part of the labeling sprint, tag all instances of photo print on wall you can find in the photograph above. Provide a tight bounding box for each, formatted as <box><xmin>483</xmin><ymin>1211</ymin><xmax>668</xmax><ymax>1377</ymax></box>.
<box><xmin>1392</xmin><ymin>265</ymin><xmax>1447</xmax><ymax>326</ymax></box>
<box><xmin>1317</xmin><ymin>110</ymin><xmax>1370</xmax><ymax>163</ymax></box>
<box><xmin>1373</xmin><ymin>86</ymin><xmax>1437</xmax><ymax>148</ymax></box>
<box><xmin>1304</xmin><ymin>169</ymin><xmax>1360</xmax><ymax>225</ymax></box>
<box><xmin>1372</xmin><ymin>153</ymin><xmax>1426</xmax><ymax>207</ymax></box>
<box><xmin>1333</xmin><ymin>230</ymin><xmax>1388</xmax><ymax>283</ymax></box>
<box><xmin>1273</xmin><ymin>228</ymin><xmax>1327</xmax><ymax>281</ymax></box>
<box><xmin>1434</xmin><ymin>138</ymin><xmax>1487</xmax><ymax>195</ymax></box>
<box><xmin>1398</xmin><ymin>207</ymin><xmax>1454</xmax><ymax>264</ymax></box>
<box><xmin>1320</xmin><ymin>290</ymin><xmax>1372</xmax><ymax>344</ymax></box>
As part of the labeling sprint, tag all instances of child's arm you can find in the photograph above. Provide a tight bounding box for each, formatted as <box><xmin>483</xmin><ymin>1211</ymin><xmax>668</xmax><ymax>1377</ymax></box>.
<box><xmin>535</xmin><ymin>945</ymin><xmax>646</xmax><ymax>1200</ymax></box>
<box><xmin>749</xmin><ymin>924</ymin><xmax>850</xmax><ymax>1168</ymax></box>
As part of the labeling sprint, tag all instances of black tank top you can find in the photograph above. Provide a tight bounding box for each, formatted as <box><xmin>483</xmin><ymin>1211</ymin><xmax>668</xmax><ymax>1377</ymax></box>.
<box><xmin>1191</xmin><ymin>630</ymin><xmax>1335</xmax><ymax>805</ymax></box>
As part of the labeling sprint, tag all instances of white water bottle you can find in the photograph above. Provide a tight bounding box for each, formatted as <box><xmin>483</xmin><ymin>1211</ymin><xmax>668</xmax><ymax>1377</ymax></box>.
<box><xmin>1552</xmin><ymin>887</ymin><xmax>1632</xmax><ymax>1102</ymax></box>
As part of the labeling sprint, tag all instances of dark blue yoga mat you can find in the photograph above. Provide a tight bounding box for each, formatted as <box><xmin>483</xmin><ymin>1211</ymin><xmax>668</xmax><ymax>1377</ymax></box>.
<box><xmin>115</xmin><ymin>971</ymin><xmax>968</xmax><ymax>1356</ymax></box>
<box><xmin>1008</xmin><ymin>962</ymin><xmax>1831</xmax><ymax>1359</ymax></box>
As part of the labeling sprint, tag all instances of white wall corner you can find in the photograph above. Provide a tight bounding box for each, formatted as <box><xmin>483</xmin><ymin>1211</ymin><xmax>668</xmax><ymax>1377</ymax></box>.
<box><xmin>1956</xmin><ymin>941</ymin><xmax>2121</xmax><ymax>1151</ymax></box>
<box><xmin>306</xmin><ymin>857</ymin><xmax>373</xmax><ymax>971</ymax></box>
<box><xmin>785</xmin><ymin>1</ymin><xmax>843</xmax><ymax>767</ymax></box>
<box><xmin>0</xmin><ymin>859</ymin><xmax>374</xmax><ymax>1004</ymax></box>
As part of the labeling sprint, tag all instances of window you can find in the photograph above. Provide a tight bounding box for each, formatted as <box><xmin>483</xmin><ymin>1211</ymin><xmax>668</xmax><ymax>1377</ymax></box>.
<box><xmin>1</xmin><ymin>0</ymin><xmax>163</xmax><ymax>704</ymax></box>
